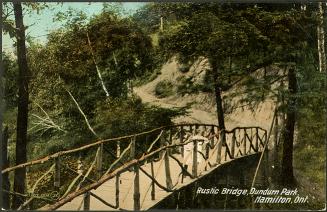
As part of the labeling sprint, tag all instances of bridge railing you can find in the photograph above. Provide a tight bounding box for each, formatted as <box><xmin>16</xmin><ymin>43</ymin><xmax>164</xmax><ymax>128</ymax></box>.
<box><xmin>224</xmin><ymin>127</ymin><xmax>267</xmax><ymax>159</ymax></box>
<box><xmin>1</xmin><ymin>124</ymin><xmax>267</xmax><ymax>211</ymax></box>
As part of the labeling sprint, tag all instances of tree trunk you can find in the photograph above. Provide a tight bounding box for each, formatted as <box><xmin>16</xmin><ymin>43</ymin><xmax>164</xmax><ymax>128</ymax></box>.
<box><xmin>12</xmin><ymin>2</ymin><xmax>30</xmax><ymax>209</ymax></box>
<box><xmin>273</xmin><ymin>111</ymin><xmax>279</xmax><ymax>169</ymax></box>
<box><xmin>280</xmin><ymin>68</ymin><xmax>297</xmax><ymax>186</ymax></box>
<box><xmin>317</xmin><ymin>2</ymin><xmax>326</xmax><ymax>73</ymax></box>
<box><xmin>2</xmin><ymin>126</ymin><xmax>10</xmax><ymax>209</ymax></box>
<box><xmin>211</xmin><ymin>60</ymin><xmax>226</xmax><ymax>144</ymax></box>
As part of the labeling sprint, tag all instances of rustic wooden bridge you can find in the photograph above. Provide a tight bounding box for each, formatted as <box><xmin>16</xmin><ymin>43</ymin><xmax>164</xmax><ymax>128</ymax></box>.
<box><xmin>2</xmin><ymin>123</ymin><xmax>270</xmax><ymax>211</ymax></box>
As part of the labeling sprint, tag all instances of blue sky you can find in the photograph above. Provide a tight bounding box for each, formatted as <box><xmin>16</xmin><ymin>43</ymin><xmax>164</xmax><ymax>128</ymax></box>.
<box><xmin>2</xmin><ymin>2</ymin><xmax>147</xmax><ymax>52</ymax></box>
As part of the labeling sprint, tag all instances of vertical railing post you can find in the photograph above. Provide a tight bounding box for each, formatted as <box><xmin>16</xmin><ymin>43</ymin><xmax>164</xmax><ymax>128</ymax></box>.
<box><xmin>195</xmin><ymin>124</ymin><xmax>199</xmax><ymax>135</ymax></box>
<box><xmin>231</xmin><ymin>131</ymin><xmax>236</xmax><ymax>159</ymax></box>
<box><xmin>77</xmin><ymin>152</ymin><xmax>83</xmax><ymax>175</ymax></box>
<box><xmin>169</xmin><ymin>128</ymin><xmax>173</xmax><ymax>154</ymax></box>
<box><xmin>133</xmin><ymin>163</ymin><xmax>140</xmax><ymax>210</ymax></box>
<box><xmin>145</xmin><ymin>135</ymin><xmax>148</xmax><ymax>163</ymax></box>
<box><xmin>83</xmin><ymin>191</ymin><xmax>90</xmax><ymax>211</ymax></box>
<box><xmin>150</xmin><ymin>161</ymin><xmax>155</xmax><ymax>200</ymax></box>
<box><xmin>116</xmin><ymin>140</ymin><xmax>121</xmax><ymax>158</ymax></box>
<box><xmin>216</xmin><ymin>128</ymin><xmax>223</xmax><ymax>164</ymax></box>
<box><xmin>96</xmin><ymin>144</ymin><xmax>103</xmax><ymax>178</ymax></box>
<box><xmin>116</xmin><ymin>146</ymin><xmax>120</xmax><ymax>208</ymax></box>
<box><xmin>180</xmin><ymin>126</ymin><xmax>184</xmax><ymax>158</ymax></box>
<box><xmin>203</xmin><ymin>125</ymin><xmax>207</xmax><ymax>136</ymax></box>
<box><xmin>115</xmin><ymin>175</ymin><xmax>120</xmax><ymax>208</ymax></box>
<box><xmin>264</xmin><ymin>131</ymin><xmax>268</xmax><ymax>149</ymax></box>
<box><xmin>264</xmin><ymin>127</ymin><xmax>269</xmax><ymax>184</ymax></box>
<box><xmin>205</xmin><ymin>140</ymin><xmax>210</xmax><ymax>160</ymax></box>
<box><xmin>54</xmin><ymin>157</ymin><xmax>60</xmax><ymax>188</ymax></box>
<box><xmin>130</xmin><ymin>136</ymin><xmax>136</xmax><ymax>161</ymax></box>
<box><xmin>160</xmin><ymin>134</ymin><xmax>165</xmax><ymax>159</ymax></box>
<box><xmin>131</xmin><ymin>135</ymin><xmax>140</xmax><ymax>210</ymax></box>
<box><xmin>273</xmin><ymin>114</ymin><xmax>279</xmax><ymax>168</ymax></box>
<box><xmin>164</xmin><ymin>145</ymin><xmax>173</xmax><ymax>189</ymax></box>
<box><xmin>255</xmin><ymin>128</ymin><xmax>259</xmax><ymax>152</ymax></box>
<box><xmin>243</xmin><ymin>129</ymin><xmax>247</xmax><ymax>155</ymax></box>
<box><xmin>210</xmin><ymin>126</ymin><xmax>215</xmax><ymax>147</ymax></box>
<box><xmin>192</xmin><ymin>139</ymin><xmax>198</xmax><ymax>178</ymax></box>
<box><xmin>249</xmin><ymin>128</ymin><xmax>255</xmax><ymax>153</ymax></box>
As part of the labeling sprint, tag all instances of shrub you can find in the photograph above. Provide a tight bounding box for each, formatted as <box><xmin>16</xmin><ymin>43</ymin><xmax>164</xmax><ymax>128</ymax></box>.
<box><xmin>133</xmin><ymin>68</ymin><xmax>162</xmax><ymax>86</ymax></box>
<box><xmin>93</xmin><ymin>95</ymin><xmax>188</xmax><ymax>138</ymax></box>
<box><xmin>176</xmin><ymin>77</ymin><xmax>201</xmax><ymax>95</ymax></box>
<box><xmin>178</xmin><ymin>64</ymin><xmax>191</xmax><ymax>73</ymax></box>
<box><xmin>155</xmin><ymin>80</ymin><xmax>174</xmax><ymax>98</ymax></box>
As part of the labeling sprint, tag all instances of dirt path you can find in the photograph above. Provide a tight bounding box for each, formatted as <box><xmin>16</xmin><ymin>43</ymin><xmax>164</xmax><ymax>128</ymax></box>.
<box><xmin>134</xmin><ymin>87</ymin><xmax>217</xmax><ymax>124</ymax></box>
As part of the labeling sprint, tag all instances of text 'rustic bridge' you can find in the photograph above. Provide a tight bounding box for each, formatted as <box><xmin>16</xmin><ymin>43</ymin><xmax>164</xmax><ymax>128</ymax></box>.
<box><xmin>2</xmin><ymin>123</ymin><xmax>269</xmax><ymax>211</ymax></box>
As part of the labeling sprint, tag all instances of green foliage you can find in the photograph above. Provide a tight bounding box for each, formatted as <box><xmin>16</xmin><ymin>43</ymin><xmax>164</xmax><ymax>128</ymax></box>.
<box><xmin>2</xmin><ymin>2</ymin><xmax>48</xmax><ymax>38</ymax></box>
<box><xmin>48</xmin><ymin>9</ymin><xmax>155</xmax><ymax>100</ymax></box>
<box><xmin>294</xmin><ymin>146</ymin><xmax>325</xmax><ymax>184</ymax></box>
<box><xmin>155</xmin><ymin>80</ymin><xmax>173</xmax><ymax>98</ymax></box>
<box><xmin>293</xmin><ymin>62</ymin><xmax>325</xmax><ymax>187</ymax></box>
<box><xmin>22</xmin><ymin>8</ymin><xmax>157</xmax><ymax>151</ymax></box>
<box><xmin>176</xmin><ymin>71</ymin><xmax>215</xmax><ymax>95</ymax></box>
<box><xmin>201</xmin><ymin>71</ymin><xmax>215</xmax><ymax>93</ymax></box>
<box><xmin>2</xmin><ymin>52</ymin><xmax>18</xmax><ymax>108</ymax></box>
<box><xmin>178</xmin><ymin>64</ymin><xmax>191</xmax><ymax>73</ymax></box>
<box><xmin>176</xmin><ymin>77</ymin><xmax>200</xmax><ymax>95</ymax></box>
<box><xmin>93</xmin><ymin>95</ymin><xmax>187</xmax><ymax>137</ymax></box>
<box><xmin>53</xmin><ymin>8</ymin><xmax>88</xmax><ymax>28</ymax></box>
<box><xmin>2</xmin><ymin>19</ymin><xmax>16</xmax><ymax>39</ymax></box>
<box><xmin>156</xmin><ymin>3</ymin><xmax>317</xmax><ymax>100</ymax></box>
<box><xmin>159</xmin><ymin>7</ymin><xmax>269</xmax><ymax>67</ymax></box>
<box><xmin>133</xmin><ymin>68</ymin><xmax>162</xmax><ymax>86</ymax></box>
<box><xmin>132</xmin><ymin>3</ymin><xmax>207</xmax><ymax>34</ymax></box>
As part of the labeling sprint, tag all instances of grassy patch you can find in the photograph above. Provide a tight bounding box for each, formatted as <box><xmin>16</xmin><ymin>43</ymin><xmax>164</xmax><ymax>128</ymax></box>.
<box><xmin>133</xmin><ymin>69</ymin><xmax>162</xmax><ymax>87</ymax></box>
<box><xmin>294</xmin><ymin>145</ymin><xmax>325</xmax><ymax>187</ymax></box>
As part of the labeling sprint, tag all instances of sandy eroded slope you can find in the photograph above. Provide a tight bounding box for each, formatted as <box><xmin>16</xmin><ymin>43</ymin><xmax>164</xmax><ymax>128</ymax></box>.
<box><xmin>134</xmin><ymin>58</ymin><xmax>276</xmax><ymax>131</ymax></box>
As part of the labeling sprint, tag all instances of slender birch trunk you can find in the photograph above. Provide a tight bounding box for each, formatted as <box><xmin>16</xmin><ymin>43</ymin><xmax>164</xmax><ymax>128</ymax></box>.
<box><xmin>317</xmin><ymin>2</ymin><xmax>326</xmax><ymax>73</ymax></box>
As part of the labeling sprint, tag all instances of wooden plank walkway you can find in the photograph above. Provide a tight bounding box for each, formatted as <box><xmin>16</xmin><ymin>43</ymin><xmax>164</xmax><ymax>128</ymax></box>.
<box><xmin>57</xmin><ymin>153</ymin><xmax>209</xmax><ymax>210</ymax></box>
<box><xmin>57</xmin><ymin>127</ymin><xmax>266</xmax><ymax>211</ymax></box>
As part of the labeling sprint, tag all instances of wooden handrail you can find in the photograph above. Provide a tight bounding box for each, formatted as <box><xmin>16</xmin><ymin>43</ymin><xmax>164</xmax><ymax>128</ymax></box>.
<box><xmin>40</xmin><ymin>138</ymin><xmax>202</xmax><ymax>210</ymax></box>
<box><xmin>2</xmin><ymin>124</ymin><xmax>266</xmax><ymax>175</ymax></box>
<box><xmin>2</xmin><ymin>124</ymin><xmax>216</xmax><ymax>174</ymax></box>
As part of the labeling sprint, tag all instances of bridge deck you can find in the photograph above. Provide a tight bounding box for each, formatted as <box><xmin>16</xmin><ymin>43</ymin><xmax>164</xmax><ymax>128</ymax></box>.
<box><xmin>57</xmin><ymin>142</ymin><xmax>252</xmax><ymax>211</ymax></box>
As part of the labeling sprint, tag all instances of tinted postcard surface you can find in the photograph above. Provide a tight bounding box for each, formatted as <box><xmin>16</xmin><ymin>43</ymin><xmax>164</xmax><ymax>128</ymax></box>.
<box><xmin>1</xmin><ymin>2</ymin><xmax>326</xmax><ymax>211</ymax></box>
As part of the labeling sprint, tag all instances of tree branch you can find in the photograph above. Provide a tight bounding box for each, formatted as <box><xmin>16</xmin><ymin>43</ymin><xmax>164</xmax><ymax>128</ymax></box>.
<box><xmin>65</xmin><ymin>88</ymin><xmax>98</xmax><ymax>138</ymax></box>
<box><xmin>86</xmin><ymin>31</ymin><xmax>110</xmax><ymax>97</ymax></box>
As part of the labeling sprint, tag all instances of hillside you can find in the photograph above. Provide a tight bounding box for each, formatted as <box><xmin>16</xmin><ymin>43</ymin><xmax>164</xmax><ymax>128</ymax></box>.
<box><xmin>134</xmin><ymin>57</ymin><xmax>276</xmax><ymax>131</ymax></box>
